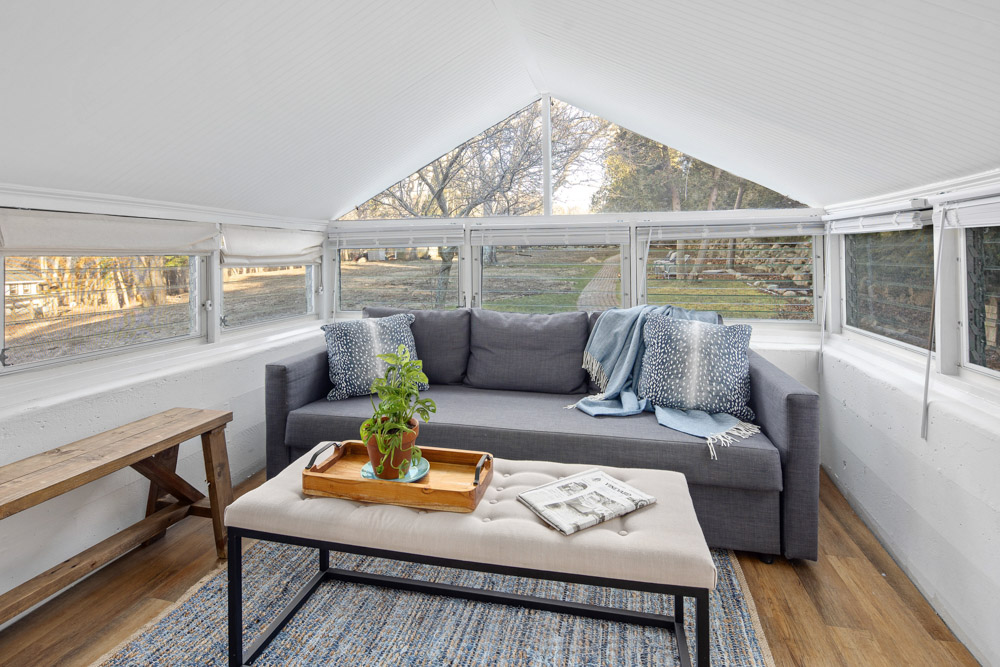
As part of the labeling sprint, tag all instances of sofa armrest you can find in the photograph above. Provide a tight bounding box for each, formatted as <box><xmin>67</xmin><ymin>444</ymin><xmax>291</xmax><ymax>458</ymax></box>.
<box><xmin>748</xmin><ymin>350</ymin><xmax>820</xmax><ymax>560</ymax></box>
<box><xmin>265</xmin><ymin>346</ymin><xmax>331</xmax><ymax>478</ymax></box>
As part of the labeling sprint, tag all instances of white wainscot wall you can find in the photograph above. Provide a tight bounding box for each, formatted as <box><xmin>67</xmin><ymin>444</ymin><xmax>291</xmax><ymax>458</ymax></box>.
<box><xmin>821</xmin><ymin>338</ymin><xmax>1000</xmax><ymax>666</ymax></box>
<box><xmin>0</xmin><ymin>328</ymin><xmax>326</xmax><ymax>629</ymax></box>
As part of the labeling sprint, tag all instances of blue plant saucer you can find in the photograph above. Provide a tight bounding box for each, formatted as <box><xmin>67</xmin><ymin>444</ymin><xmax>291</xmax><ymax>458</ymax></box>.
<box><xmin>361</xmin><ymin>456</ymin><xmax>430</xmax><ymax>483</ymax></box>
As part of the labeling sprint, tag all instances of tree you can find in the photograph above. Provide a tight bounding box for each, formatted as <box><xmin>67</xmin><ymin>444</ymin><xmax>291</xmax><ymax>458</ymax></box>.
<box><xmin>341</xmin><ymin>100</ymin><xmax>611</xmax><ymax>306</ymax></box>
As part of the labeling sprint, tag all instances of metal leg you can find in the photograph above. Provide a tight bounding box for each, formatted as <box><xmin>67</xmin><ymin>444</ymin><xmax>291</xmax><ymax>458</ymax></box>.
<box><xmin>228</xmin><ymin>528</ymin><xmax>243</xmax><ymax>667</ymax></box>
<box><xmin>696</xmin><ymin>589</ymin><xmax>710</xmax><ymax>666</ymax></box>
<box><xmin>319</xmin><ymin>547</ymin><xmax>329</xmax><ymax>572</ymax></box>
<box><xmin>674</xmin><ymin>593</ymin><xmax>692</xmax><ymax>667</ymax></box>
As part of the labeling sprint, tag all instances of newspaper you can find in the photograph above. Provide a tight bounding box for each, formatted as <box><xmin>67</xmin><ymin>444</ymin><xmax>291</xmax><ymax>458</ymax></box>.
<box><xmin>517</xmin><ymin>469</ymin><xmax>656</xmax><ymax>535</ymax></box>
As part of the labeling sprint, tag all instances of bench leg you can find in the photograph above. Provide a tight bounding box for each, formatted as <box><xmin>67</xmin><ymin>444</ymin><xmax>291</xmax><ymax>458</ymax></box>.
<box><xmin>202</xmin><ymin>426</ymin><xmax>234</xmax><ymax>559</ymax></box>
<box><xmin>228</xmin><ymin>528</ymin><xmax>243</xmax><ymax>667</ymax></box>
<box><xmin>142</xmin><ymin>445</ymin><xmax>179</xmax><ymax>546</ymax></box>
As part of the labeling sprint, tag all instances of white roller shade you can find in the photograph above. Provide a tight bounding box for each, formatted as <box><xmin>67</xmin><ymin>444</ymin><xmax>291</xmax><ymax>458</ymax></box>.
<box><xmin>937</xmin><ymin>195</ymin><xmax>1000</xmax><ymax>229</ymax></box>
<box><xmin>639</xmin><ymin>219</ymin><xmax>824</xmax><ymax>241</ymax></box>
<box><xmin>0</xmin><ymin>208</ymin><xmax>219</xmax><ymax>253</ymax></box>
<box><xmin>826</xmin><ymin>210</ymin><xmax>932</xmax><ymax>234</ymax></box>
<box><xmin>470</xmin><ymin>224</ymin><xmax>629</xmax><ymax>246</ymax></box>
<box><xmin>333</xmin><ymin>222</ymin><xmax>465</xmax><ymax>249</ymax></box>
<box><xmin>220</xmin><ymin>224</ymin><xmax>325</xmax><ymax>265</ymax></box>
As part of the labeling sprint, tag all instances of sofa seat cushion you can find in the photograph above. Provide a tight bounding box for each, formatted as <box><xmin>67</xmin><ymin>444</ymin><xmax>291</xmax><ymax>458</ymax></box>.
<box><xmin>284</xmin><ymin>385</ymin><xmax>782</xmax><ymax>493</ymax></box>
<box><xmin>363</xmin><ymin>307</ymin><xmax>470</xmax><ymax>385</ymax></box>
<box><xmin>465</xmin><ymin>309</ymin><xmax>589</xmax><ymax>394</ymax></box>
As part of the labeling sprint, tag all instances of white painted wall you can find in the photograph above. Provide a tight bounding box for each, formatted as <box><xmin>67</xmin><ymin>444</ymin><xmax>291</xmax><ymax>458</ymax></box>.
<box><xmin>821</xmin><ymin>336</ymin><xmax>1000</xmax><ymax>666</ymax></box>
<box><xmin>0</xmin><ymin>326</ymin><xmax>326</xmax><ymax>629</ymax></box>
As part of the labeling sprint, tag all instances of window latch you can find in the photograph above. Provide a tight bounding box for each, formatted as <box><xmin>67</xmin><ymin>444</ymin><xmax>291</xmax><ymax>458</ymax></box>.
<box><xmin>0</xmin><ymin>348</ymin><xmax>9</xmax><ymax>367</ymax></box>
<box><xmin>204</xmin><ymin>300</ymin><xmax>213</xmax><ymax>312</ymax></box>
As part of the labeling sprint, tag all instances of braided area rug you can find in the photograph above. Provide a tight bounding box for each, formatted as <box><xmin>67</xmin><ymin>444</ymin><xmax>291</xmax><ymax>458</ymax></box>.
<box><xmin>99</xmin><ymin>541</ymin><xmax>774</xmax><ymax>666</ymax></box>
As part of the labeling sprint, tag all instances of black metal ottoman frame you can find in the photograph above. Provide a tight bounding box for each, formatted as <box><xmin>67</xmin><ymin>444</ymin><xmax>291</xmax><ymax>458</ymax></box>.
<box><xmin>228</xmin><ymin>527</ymin><xmax>711</xmax><ymax>667</ymax></box>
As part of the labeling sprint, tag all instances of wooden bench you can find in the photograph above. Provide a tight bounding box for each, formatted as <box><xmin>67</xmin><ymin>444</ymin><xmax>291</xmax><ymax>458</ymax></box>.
<box><xmin>0</xmin><ymin>407</ymin><xmax>234</xmax><ymax>625</ymax></box>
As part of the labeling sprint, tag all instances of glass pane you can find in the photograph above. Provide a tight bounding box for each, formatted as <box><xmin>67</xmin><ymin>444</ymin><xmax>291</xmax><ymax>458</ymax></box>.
<box><xmin>340</xmin><ymin>101</ymin><xmax>542</xmax><ymax>220</ymax></box>
<box><xmin>845</xmin><ymin>228</ymin><xmax>933</xmax><ymax>348</ymax></box>
<box><xmin>3</xmin><ymin>255</ymin><xmax>197</xmax><ymax>366</ymax></box>
<box><xmin>966</xmin><ymin>227</ymin><xmax>1000</xmax><ymax>371</ymax></box>
<box><xmin>551</xmin><ymin>99</ymin><xmax>806</xmax><ymax>214</ymax></box>
<box><xmin>222</xmin><ymin>265</ymin><xmax>313</xmax><ymax>328</ymax></box>
<box><xmin>481</xmin><ymin>245</ymin><xmax>621</xmax><ymax>313</ymax></box>
<box><xmin>338</xmin><ymin>247</ymin><xmax>460</xmax><ymax>310</ymax></box>
<box><xmin>646</xmin><ymin>237</ymin><xmax>814</xmax><ymax>320</ymax></box>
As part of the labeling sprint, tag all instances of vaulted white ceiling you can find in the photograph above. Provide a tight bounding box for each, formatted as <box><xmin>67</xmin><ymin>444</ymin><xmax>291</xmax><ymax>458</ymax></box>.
<box><xmin>0</xmin><ymin>0</ymin><xmax>998</xmax><ymax>220</ymax></box>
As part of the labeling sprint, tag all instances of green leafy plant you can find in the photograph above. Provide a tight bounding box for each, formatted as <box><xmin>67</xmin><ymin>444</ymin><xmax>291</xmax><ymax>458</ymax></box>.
<box><xmin>360</xmin><ymin>344</ymin><xmax>437</xmax><ymax>477</ymax></box>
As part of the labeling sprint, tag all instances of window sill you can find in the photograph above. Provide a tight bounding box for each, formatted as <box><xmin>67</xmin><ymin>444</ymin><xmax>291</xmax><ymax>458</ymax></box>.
<box><xmin>0</xmin><ymin>316</ymin><xmax>327</xmax><ymax>417</ymax></box>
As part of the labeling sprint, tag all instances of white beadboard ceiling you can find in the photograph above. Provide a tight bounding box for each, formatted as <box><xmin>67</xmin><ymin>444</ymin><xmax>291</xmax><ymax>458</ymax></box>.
<box><xmin>0</xmin><ymin>0</ymin><xmax>998</xmax><ymax>220</ymax></box>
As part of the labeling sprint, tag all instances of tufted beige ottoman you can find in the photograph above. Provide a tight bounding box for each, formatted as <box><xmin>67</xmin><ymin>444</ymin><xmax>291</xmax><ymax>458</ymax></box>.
<box><xmin>226</xmin><ymin>443</ymin><xmax>717</xmax><ymax>667</ymax></box>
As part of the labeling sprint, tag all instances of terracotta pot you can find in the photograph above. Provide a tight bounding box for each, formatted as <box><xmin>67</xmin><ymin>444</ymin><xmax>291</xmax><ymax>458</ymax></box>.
<box><xmin>365</xmin><ymin>418</ymin><xmax>419</xmax><ymax>479</ymax></box>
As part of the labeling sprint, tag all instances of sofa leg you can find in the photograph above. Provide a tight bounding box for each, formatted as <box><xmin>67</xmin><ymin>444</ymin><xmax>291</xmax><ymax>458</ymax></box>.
<box><xmin>757</xmin><ymin>554</ymin><xmax>775</xmax><ymax>564</ymax></box>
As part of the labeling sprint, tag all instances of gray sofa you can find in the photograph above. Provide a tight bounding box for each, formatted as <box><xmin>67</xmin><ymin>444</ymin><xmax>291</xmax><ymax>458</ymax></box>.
<box><xmin>265</xmin><ymin>307</ymin><xmax>820</xmax><ymax>560</ymax></box>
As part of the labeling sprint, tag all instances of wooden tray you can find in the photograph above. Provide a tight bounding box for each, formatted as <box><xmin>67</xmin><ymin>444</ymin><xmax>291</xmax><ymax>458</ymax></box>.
<box><xmin>301</xmin><ymin>441</ymin><xmax>493</xmax><ymax>513</ymax></box>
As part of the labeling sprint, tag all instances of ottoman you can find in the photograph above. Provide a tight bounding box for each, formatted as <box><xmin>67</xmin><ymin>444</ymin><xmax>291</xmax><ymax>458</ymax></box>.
<box><xmin>226</xmin><ymin>444</ymin><xmax>718</xmax><ymax>666</ymax></box>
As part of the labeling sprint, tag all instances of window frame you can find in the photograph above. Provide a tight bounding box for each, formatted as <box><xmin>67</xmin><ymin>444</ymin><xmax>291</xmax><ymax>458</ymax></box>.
<box><xmin>959</xmin><ymin>226</ymin><xmax>1000</xmax><ymax>380</ymax></box>
<box><xmin>839</xmin><ymin>227</ymin><xmax>936</xmax><ymax>353</ymax></box>
<box><xmin>0</xmin><ymin>251</ymin><xmax>209</xmax><ymax>374</ymax></box>
<box><xmin>219</xmin><ymin>263</ymin><xmax>318</xmax><ymax>331</ymax></box>
<box><xmin>335</xmin><ymin>246</ymin><xmax>464</xmax><ymax>313</ymax></box>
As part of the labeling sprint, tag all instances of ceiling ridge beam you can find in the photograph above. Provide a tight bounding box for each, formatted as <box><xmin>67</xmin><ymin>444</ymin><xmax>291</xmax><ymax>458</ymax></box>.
<box><xmin>490</xmin><ymin>0</ymin><xmax>548</xmax><ymax>94</ymax></box>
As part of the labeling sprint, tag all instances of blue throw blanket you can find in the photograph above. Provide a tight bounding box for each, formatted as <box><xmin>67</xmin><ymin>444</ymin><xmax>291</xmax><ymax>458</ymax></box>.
<box><xmin>572</xmin><ymin>305</ymin><xmax>760</xmax><ymax>459</ymax></box>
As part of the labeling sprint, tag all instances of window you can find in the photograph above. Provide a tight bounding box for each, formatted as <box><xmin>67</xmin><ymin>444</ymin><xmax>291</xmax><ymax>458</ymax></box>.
<box><xmin>645</xmin><ymin>237</ymin><xmax>814</xmax><ymax>320</ymax></box>
<box><xmin>966</xmin><ymin>227</ymin><xmax>1000</xmax><ymax>371</ymax></box>
<box><xmin>3</xmin><ymin>255</ymin><xmax>198</xmax><ymax>366</ymax></box>
<box><xmin>338</xmin><ymin>248</ymin><xmax>460</xmax><ymax>311</ymax></box>
<box><xmin>845</xmin><ymin>228</ymin><xmax>933</xmax><ymax>348</ymax></box>
<box><xmin>481</xmin><ymin>245</ymin><xmax>622</xmax><ymax>313</ymax></box>
<box><xmin>551</xmin><ymin>100</ymin><xmax>806</xmax><ymax>215</ymax></box>
<box><xmin>221</xmin><ymin>265</ymin><xmax>314</xmax><ymax>328</ymax></box>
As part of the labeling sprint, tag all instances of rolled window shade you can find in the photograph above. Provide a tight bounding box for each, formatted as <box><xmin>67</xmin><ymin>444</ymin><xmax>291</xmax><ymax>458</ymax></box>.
<box><xmin>470</xmin><ymin>225</ymin><xmax>629</xmax><ymax>246</ymax></box>
<box><xmin>333</xmin><ymin>223</ymin><xmax>465</xmax><ymax>249</ymax></box>
<box><xmin>826</xmin><ymin>210</ymin><xmax>932</xmax><ymax>234</ymax></box>
<box><xmin>639</xmin><ymin>219</ymin><xmax>824</xmax><ymax>241</ymax></box>
<box><xmin>220</xmin><ymin>224</ymin><xmax>325</xmax><ymax>265</ymax></box>
<box><xmin>0</xmin><ymin>208</ymin><xmax>219</xmax><ymax>252</ymax></box>
<box><xmin>937</xmin><ymin>195</ymin><xmax>1000</xmax><ymax>229</ymax></box>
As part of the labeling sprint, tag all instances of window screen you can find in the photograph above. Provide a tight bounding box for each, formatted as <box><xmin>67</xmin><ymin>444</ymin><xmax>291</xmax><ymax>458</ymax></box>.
<box><xmin>338</xmin><ymin>248</ymin><xmax>460</xmax><ymax>311</ymax></box>
<box><xmin>966</xmin><ymin>227</ymin><xmax>1000</xmax><ymax>371</ymax></box>
<box><xmin>645</xmin><ymin>237</ymin><xmax>814</xmax><ymax>320</ymax></box>
<box><xmin>481</xmin><ymin>245</ymin><xmax>622</xmax><ymax>313</ymax></box>
<box><xmin>221</xmin><ymin>265</ymin><xmax>314</xmax><ymax>328</ymax></box>
<box><xmin>845</xmin><ymin>228</ymin><xmax>933</xmax><ymax>348</ymax></box>
<box><xmin>2</xmin><ymin>255</ymin><xmax>198</xmax><ymax>366</ymax></box>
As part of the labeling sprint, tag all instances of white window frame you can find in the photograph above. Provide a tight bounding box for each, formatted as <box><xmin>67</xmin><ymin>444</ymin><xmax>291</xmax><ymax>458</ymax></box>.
<box><xmin>958</xmin><ymin>226</ymin><xmax>1000</xmax><ymax>381</ymax></box>
<box><xmin>0</xmin><ymin>251</ymin><xmax>209</xmax><ymax>373</ymax></box>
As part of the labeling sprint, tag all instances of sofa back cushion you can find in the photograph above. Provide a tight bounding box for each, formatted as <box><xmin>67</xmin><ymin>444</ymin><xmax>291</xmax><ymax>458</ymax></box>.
<box><xmin>465</xmin><ymin>310</ymin><xmax>589</xmax><ymax>394</ymax></box>
<box><xmin>363</xmin><ymin>307</ymin><xmax>470</xmax><ymax>384</ymax></box>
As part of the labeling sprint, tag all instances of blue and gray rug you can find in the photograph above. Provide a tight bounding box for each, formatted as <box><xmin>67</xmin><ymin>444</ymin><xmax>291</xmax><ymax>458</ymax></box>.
<box><xmin>100</xmin><ymin>542</ymin><xmax>774</xmax><ymax>666</ymax></box>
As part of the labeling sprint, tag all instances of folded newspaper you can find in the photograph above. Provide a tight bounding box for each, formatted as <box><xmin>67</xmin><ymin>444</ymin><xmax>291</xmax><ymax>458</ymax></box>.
<box><xmin>517</xmin><ymin>469</ymin><xmax>656</xmax><ymax>535</ymax></box>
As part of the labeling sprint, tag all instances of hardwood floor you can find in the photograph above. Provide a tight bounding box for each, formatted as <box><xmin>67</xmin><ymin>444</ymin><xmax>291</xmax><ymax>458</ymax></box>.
<box><xmin>0</xmin><ymin>470</ymin><xmax>980</xmax><ymax>666</ymax></box>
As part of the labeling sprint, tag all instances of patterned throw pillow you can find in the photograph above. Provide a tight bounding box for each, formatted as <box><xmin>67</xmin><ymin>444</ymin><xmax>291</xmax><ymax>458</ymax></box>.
<box><xmin>636</xmin><ymin>315</ymin><xmax>754</xmax><ymax>421</ymax></box>
<box><xmin>321</xmin><ymin>314</ymin><xmax>428</xmax><ymax>401</ymax></box>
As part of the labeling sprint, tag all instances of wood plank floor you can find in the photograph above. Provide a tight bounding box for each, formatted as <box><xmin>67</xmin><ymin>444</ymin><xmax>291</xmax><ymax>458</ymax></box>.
<box><xmin>0</xmin><ymin>470</ymin><xmax>980</xmax><ymax>666</ymax></box>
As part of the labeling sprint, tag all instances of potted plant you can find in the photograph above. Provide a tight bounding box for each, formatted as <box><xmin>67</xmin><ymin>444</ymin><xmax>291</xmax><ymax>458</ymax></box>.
<box><xmin>360</xmin><ymin>344</ymin><xmax>437</xmax><ymax>480</ymax></box>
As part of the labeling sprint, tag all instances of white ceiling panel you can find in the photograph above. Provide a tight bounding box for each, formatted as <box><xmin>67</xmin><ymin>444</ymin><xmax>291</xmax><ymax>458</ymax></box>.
<box><xmin>0</xmin><ymin>0</ymin><xmax>998</xmax><ymax>218</ymax></box>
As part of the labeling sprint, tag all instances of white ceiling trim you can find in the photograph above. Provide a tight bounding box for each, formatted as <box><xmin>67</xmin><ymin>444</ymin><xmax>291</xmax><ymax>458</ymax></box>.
<box><xmin>0</xmin><ymin>182</ymin><xmax>328</xmax><ymax>232</ymax></box>
<box><xmin>824</xmin><ymin>168</ymin><xmax>1000</xmax><ymax>218</ymax></box>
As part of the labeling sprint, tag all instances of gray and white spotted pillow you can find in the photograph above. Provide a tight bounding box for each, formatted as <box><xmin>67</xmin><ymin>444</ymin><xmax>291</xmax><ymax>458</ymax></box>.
<box><xmin>637</xmin><ymin>315</ymin><xmax>754</xmax><ymax>421</ymax></box>
<box><xmin>321</xmin><ymin>314</ymin><xmax>428</xmax><ymax>401</ymax></box>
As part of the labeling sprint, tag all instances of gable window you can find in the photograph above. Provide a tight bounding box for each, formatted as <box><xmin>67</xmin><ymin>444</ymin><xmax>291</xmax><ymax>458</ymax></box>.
<box><xmin>845</xmin><ymin>227</ymin><xmax>934</xmax><ymax>348</ymax></box>
<box><xmin>3</xmin><ymin>255</ymin><xmax>200</xmax><ymax>367</ymax></box>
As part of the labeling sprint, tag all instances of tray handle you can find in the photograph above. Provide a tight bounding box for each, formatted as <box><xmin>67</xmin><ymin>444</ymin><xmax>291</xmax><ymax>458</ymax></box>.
<box><xmin>473</xmin><ymin>454</ymin><xmax>493</xmax><ymax>486</ymax></box>
<box><xmin>306</xmin><ymin>441</ymin><xmax>342</xmax><ymax>470</ymax></box>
